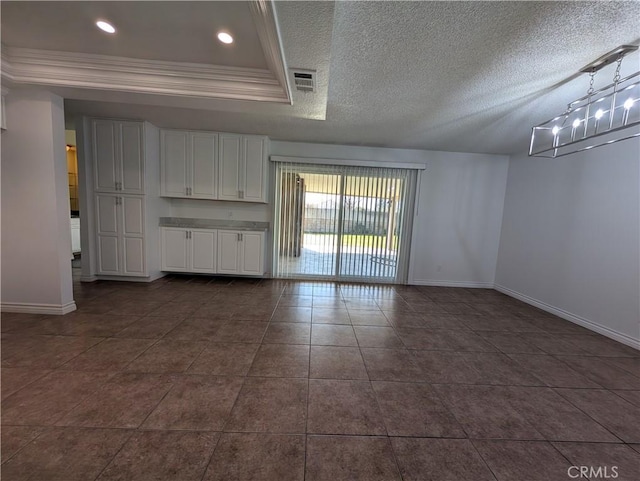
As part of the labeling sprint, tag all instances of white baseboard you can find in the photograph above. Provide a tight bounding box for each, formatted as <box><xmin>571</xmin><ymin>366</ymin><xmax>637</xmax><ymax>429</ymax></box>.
<box><xmin>95</xmin><ymin>272</ymin><xmax>166</xmax><ymax>283</ymax></box>
<box><xmin>409</xmin><ymin>279</ymin><xmax>494</xmax><ymax>288</ymax></box>
<box><xmin>494</xmin><ymin>284</ymin><xmax>640</xmax><ymax>351</ymax></box>
<box><xmin>1</xmin><ymin>301</ymin><xmax>77</xmax><ymax>315</ymax></box>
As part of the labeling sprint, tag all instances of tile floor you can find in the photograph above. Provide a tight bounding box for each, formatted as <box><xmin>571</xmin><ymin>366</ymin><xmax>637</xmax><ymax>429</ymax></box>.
<box><xmin>2</xmin><ymin>275</ymin><xmax>640</xmax><ymax>481</ymax></box>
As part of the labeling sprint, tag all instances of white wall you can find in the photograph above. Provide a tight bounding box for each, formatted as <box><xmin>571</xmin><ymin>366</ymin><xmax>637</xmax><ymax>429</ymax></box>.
<box><xmin>496</xmin><ymin>138</ymin><xmax>640</xmax><ymax>347</ymax></box>
<box><xmin>409</xmin><ymin>151</ymin><xmax>509</xmax><ymax>287</ymax></box>
<box><xmin>1</xmin><ymin>90</ymin><xmax>76</xmax><ymax>314</ymax></box>
<box><xmin>170</xmin><ymin>198</ymin><xmax>270</xmax><ymax>222</ymax></box>
<box><xmin>271</xmin><ymin>141</ymin><xmax>509</xmax><ymax>286</ymax></box>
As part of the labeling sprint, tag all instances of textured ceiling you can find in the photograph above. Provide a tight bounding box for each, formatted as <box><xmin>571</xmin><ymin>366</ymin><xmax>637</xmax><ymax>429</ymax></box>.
<box><xmin>323</xmin><ymin>0</ymin><xmax>640</xmax><ymax>153</ymax></box>
<box><xmin>1</xmin><ymin>1</ymin><xmax>267</xmax><ymax>68</ymax></box>
<box><xmin>44</xmin><ymin>1</ymin><xmax>640</xmax><ymax>154</ymax></box>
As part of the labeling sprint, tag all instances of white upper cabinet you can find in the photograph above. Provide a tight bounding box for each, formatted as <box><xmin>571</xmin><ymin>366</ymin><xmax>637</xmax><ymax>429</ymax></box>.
<box><xmin>160</xmin><ymin>130</ymin><xmax>218</xmax><ymax>199</ymax></box>
<box><xmin>162</xmin><ymin>130</ymin><xmax>267</xmax><ymax>203</ymax></box>
<box><xmin>161</xmin><ymin>130</ymin><xmax>189</xmax><ymax>197</ymax></box>
<box><xmin>93</xmin><ymin>120</ymin><xmax>117</xmax><ymax>192</ymax></box>
<box><xmin>221</xmin><ymin>134</ymin><xmax>268</xmax><ymax>203</ymax></box>
<box><xmin>191</xmin><ymin>133</ymin><xmax>218</xmax><ymax>199</ymax></box>
<box><xmin>241</xmin><ymin>136</ymin><xmax>267</xmax><ymax>203</ymax></box>
<box><xmin>218</xmin><ymin>134</ymin><xmax>242</xmax><ymax>201</ymax></box>
<box><xmin>93</xmin><ymin>120</ymin><xmax>144</xmax><ymax>194</ymax></box>
<box><xmin>120</xmin><ymin>122</ymin><xmax>145</xmax><ymax>193</ymax></box>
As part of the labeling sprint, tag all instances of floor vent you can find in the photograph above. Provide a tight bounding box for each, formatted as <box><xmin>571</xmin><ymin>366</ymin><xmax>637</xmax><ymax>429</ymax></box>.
<box><xmin>291</xmin><ymin>70</ymin><xmax>315</xmax><ymax>93</ymax></box>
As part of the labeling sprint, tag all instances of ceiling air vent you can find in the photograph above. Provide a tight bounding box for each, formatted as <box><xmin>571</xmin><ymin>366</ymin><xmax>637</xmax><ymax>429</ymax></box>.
<box><xmin>291</xmin><ymin>69</ymin><xmax>315</xmax><ymax>93</ymax></box>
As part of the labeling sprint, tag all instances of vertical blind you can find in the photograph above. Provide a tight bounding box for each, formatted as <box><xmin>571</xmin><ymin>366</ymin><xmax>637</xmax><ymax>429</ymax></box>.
<box><xmin>274</xmin><ymin>161</ymin><xmax>417</xmax><ymax>283</ymax></box>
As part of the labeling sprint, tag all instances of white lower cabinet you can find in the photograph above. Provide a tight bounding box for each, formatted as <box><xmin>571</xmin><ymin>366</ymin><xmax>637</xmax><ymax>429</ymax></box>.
<box><xmin>217</xmin><ymin>230</ymin><xmax>265</xmax><ymax>275</ymax></box>
<box><xmin>161</xmin><ymin>228</ymin><xmax>189</xmax><ymax>271</ymax></box>
<box><xmin>161</xmin><ymin>227</ymin><xmax>264</xmax><ymax>276</ymax></box>
<box><xmin>191</xmin><ymin>230</ymin><xmax>217</xmax><ymax>272</ymax></box>
<box><xmin>239</xmin><ymin>231</ymin><xmax>265</xmax><ymax>275</ymax></box>
<box><xmin>161</xmin><ymin>227</ymin><xmax>217</xmax><ymax>273</ymax></box>
<box><xmin>217</xmin><ymin>230</ymin><xmax>241</xmax><ymax>274</ymax></box>
<box><xmin>96</xmin><ymin>194</ymin><xmax>146</xmax><ymax>276</ymax></box>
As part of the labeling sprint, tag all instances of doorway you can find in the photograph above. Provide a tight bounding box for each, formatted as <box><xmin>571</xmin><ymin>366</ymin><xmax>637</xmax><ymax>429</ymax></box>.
<box><xmin>66</xmin><ymin>129</ymin><xmax>82</xmax><ymax>274</ymax></box>
<box><xmin>274</xmin><ymin>162</ymin><xmax>417</xmax><ymax>283</ymax></box>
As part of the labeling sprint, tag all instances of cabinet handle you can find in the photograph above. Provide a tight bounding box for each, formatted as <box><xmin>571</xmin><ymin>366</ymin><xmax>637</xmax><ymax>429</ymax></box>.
<box><xmin>189</xmin><ymin>187</ymin><xmax>192</xmax><ymax>196</ymax></box>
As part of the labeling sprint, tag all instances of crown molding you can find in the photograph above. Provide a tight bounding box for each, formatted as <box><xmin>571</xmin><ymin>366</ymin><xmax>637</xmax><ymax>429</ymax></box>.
<box><xmin>1</xmin><ymin>46</ymin><xmax>290</xmax><ymax>103</ymax></box>
<box><xmin>0</xmin><ymin>0</ymin><xmax>291</xmax><ymax>104</ymax></box>
<box><xmin>249</xmin><ymin>0</ymin><xmax>292</xmax><ymax>104</ymax></box>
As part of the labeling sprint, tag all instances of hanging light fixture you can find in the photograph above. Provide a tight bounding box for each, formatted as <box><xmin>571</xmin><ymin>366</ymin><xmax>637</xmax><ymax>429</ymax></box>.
<box><xmin>529</xmin><ymin>45</ymin><xmax>640</xmax><ymax>158</ymax></box>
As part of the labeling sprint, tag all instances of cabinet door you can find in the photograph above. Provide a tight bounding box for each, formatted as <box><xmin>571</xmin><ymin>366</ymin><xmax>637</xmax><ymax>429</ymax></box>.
<box><xmin>161</xmin><ymin>228</ymin><xmax>189</xmax><ymax>272</ymax></box>
<box><xmin>161</xmin><ymin>130</ymin><xmax>189</xmax><ymax>197</ymax></box>
<box><xmin>122</xmin><ymin>237</ymin><xmax>146</xmax><ymax>276</ymax></box>
<box><xmin>217</xmin><ymin>231</ymin><xmax>241</xmax><ymax>274</ymax></box>
<box><xmin>97</xmin><ymin>236</ymin><xmax>120</xmax><ymax>275</ymax></box>
<box><xmin>191</xmin><ymin>132</ymin><xmax>218</xmax><ymax>199</ymax></box>
<box><xmin>240</xmin><ymin>231</ymin><xmax>265</xmax><ymax>275</ymax></box>
<box><xmin>95</xmin><ymin>194</ymin><xmax>120</xmax><ymax>274</ymax></box>
<box><xmin>118</xmin><ymin>122</ymin><xmax>145</xmax><ymax>194</ymax></box>
<box><xmin>93</xmin><ymin>120</ymin><xmax>117</xmax><ymax>192</ymax></box>
<box><xmin>218</xmin><ymin>134</ymin><xmax>241</xmax><ymax>200</ymax></box>
<box><xmin>242</xmin><ymin>136</ymin><xmax>267</xmax><ymax>203</ymax></box>
<box><xmin>121</xmin><ymin>196</ymin><xmax>144</xmax><ymax>237</ymax></box>
<box><xmin>190</xmin><ymin>229</ymin><xmax>217</xmax><ymax>273</ymax></box>
<box><xmin>96</xmin><ymin>194</ymin><xmax>118</xmax><ymax>235</ymax></box>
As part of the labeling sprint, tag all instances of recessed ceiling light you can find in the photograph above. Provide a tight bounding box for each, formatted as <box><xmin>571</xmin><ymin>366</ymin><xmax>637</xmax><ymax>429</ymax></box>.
<box><xmin>96</xmin><ymin>20</ymin><xmax>116</xmax><ymax>34</ymax></box>
<box><xmin>217</xmin><ymin>32</ymin><xmax>233</xmax><ymax>44</ymax></box>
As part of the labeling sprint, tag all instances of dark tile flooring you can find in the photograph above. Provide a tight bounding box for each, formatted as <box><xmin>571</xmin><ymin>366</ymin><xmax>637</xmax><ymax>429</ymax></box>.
<box><xmin>2</xmin><ymin>275</ymin><xmax>640</xmax><ymax>481</ymax></box>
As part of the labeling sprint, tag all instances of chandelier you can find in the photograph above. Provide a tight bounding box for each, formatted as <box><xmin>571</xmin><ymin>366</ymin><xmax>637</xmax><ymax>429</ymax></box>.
<box><xmin>529</xmin><ymin>45</ymin><xmax>640</xmax><ymax>158</ymax></box>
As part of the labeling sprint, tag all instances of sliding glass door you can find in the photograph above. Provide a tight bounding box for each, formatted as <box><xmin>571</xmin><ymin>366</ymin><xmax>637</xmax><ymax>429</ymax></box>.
<box><xmin>274</xmin><ymin>162</ymin><xmax>416</xmax><ymax>283</ymax></box>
